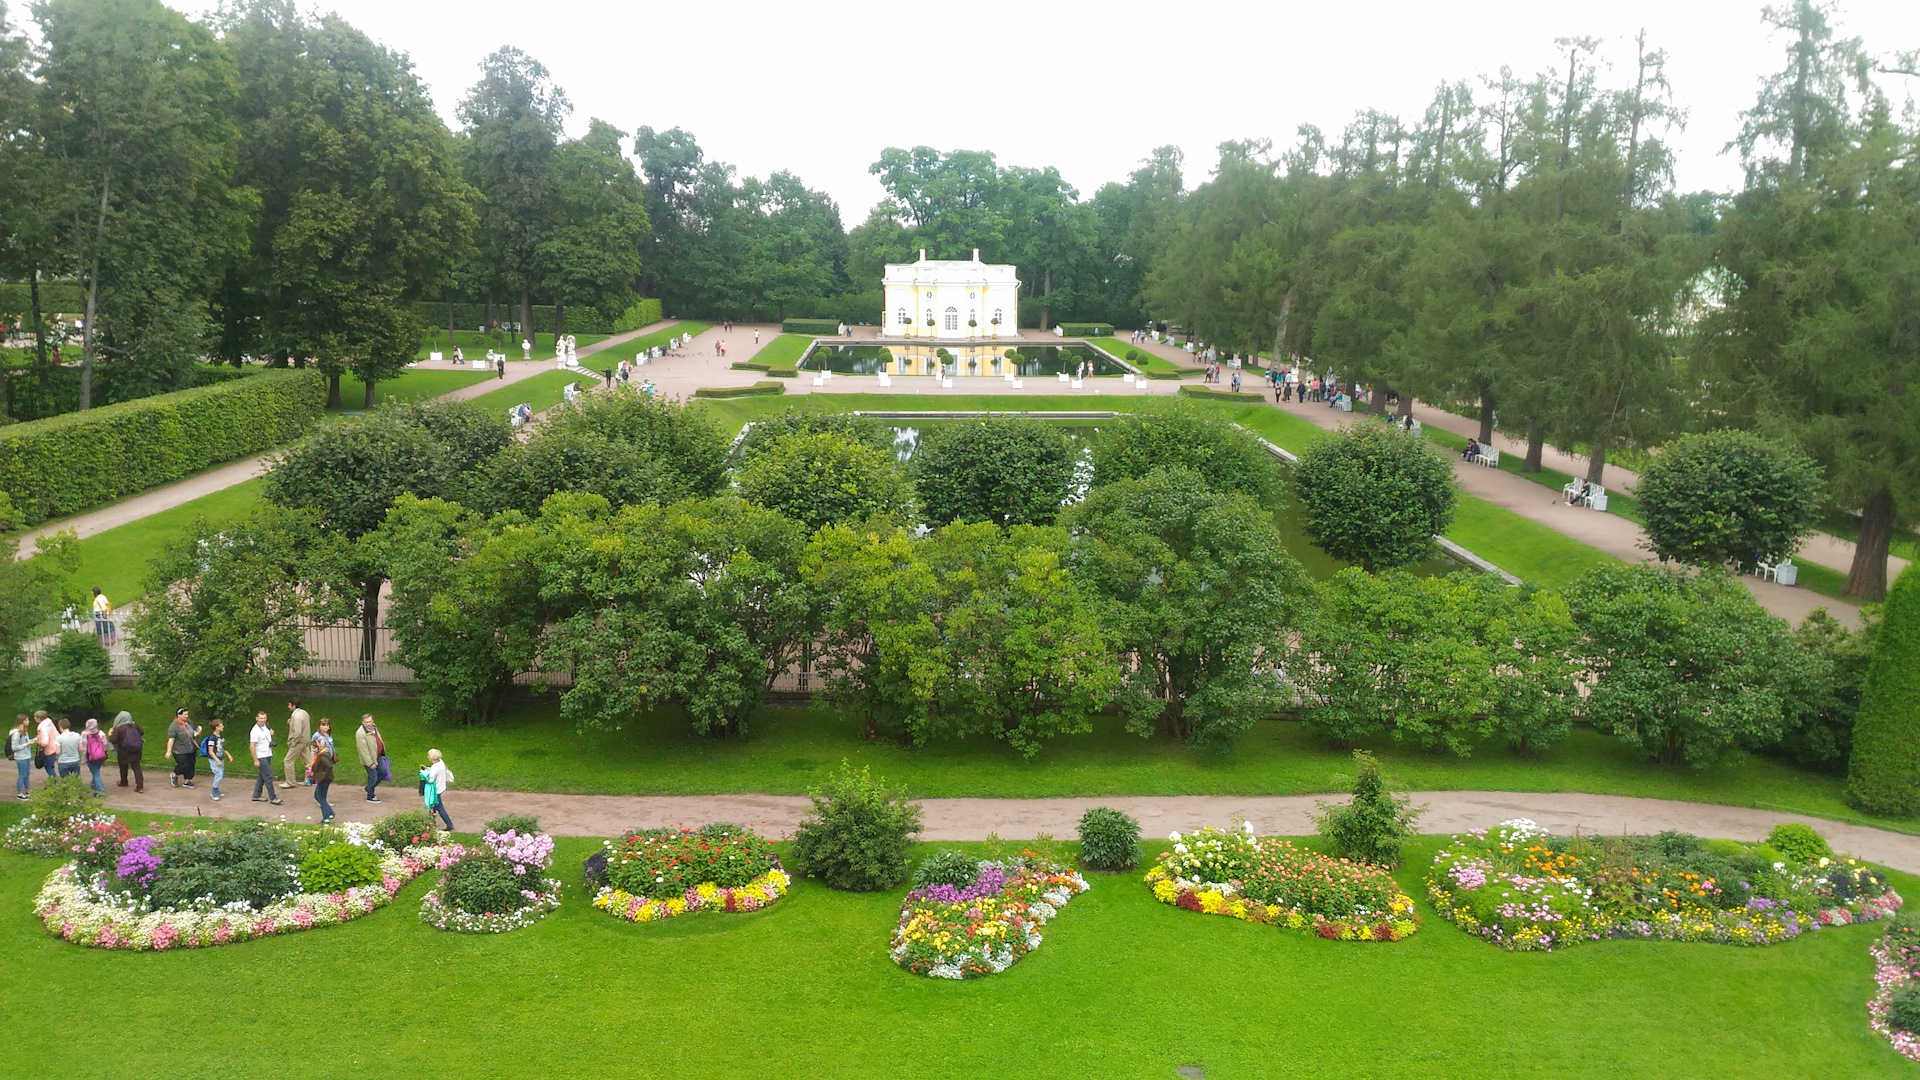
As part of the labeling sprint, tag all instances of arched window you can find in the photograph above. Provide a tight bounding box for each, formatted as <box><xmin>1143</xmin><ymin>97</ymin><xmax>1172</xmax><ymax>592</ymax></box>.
<box><xmin>924</xmin><ymin>308</ymin><xmax>933</xmax><ymax>327</ymax></box>
<box><xmin>993</xmin><ymin>308</ymin><xmax>1003</xmax><ymax>326</ymax></box>
<box><xmin>944</xmin><ymin>307</ymin><xmax>958</xmax><ymax>332</ymax></box>
<box><xmin>896</xmin><ymin>307</ymin><xmax>907</xmax><ymax>327</ymax></box>
<box><xmin>968</xmin><ymin>310</ymin><xmax>977</xmax><ymax>328</ymax></box>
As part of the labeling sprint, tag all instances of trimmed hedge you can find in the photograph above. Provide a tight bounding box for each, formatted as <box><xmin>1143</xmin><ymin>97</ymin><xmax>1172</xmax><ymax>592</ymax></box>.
<box><xmin>409</xmin><ymin>301</ymin><xmax>626</xmax><ymax>336</ymax></box>
<box><xmin>1847</xmin><ymin>567</ymin><xmax>1920</xmax><ymax>816</ymax></box>
<box><xmin>0</xmin><ymin>368</ymin><xmax>326</xmax><ymax>525</ymax></box>
<box><xmin>1177</xmin><ymin>385</ymin><xmax>1266</xmax><ymax>403</ymax></box>
<box><xmin>611</xmin><ymin>298</ymin><xmax>663</xmax><ymax>333</ymax></box>
<box><xmin>782</xmin><ymin>318</ymin><xmax>840</xmax><ymax>335</ymax></box>
<box><xmin>693</xmin><ymin>381</ymin><xmax>785</xmax><ymax>398</ymax></box>
<box><xmin>1057</xmin><ymin>322</ymin><xmax>1114</xmax><ymax>337</ymax></box>
<box><xmin>729</xmin><ymin>361</ymin><xmax>772</xmax><ymax>372</ymax></box>
<box><xmin>0</xmin><ymin>281</ymin><xmax>86</xmax><ymax>317</ymax></box>
<box><xmin>765</xmin><ymin>368</ymin><xmax>798</xmax><ymax>379</ymax></box>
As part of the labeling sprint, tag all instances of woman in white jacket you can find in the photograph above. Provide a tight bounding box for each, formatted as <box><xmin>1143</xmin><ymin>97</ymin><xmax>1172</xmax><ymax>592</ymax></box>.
<box><xmin>422</xmin><ymin>748</ymin><xmax>455</xmax><ymax>831</ymax></box>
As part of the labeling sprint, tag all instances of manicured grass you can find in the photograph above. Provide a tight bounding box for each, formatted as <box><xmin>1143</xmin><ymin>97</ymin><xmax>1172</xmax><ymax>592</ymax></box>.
<box><xmin>48</xmin><ymin>685</ymin><xmax>1911</xmax><ymax>832</ymax></box>
<box><xmin>1085</xmin><ymin>336</ymin><xmax>1199</xmax><ymax>376</ymax></box>
<box><xmin>614</xmin><ymin>321</ymin><xmax>712</xmax><ymax>358</ymax></box>
<box><xmin>751</xmin><ymin>332</ymin><xmax>814</xmax><ymax>369</ymax></box>
<box><xmin>1819</xmin><ymin>507</ymin><xmax>1920</xmax><ymax>563</ymax></box>
<box><xmin>1413</xmin><ymin>421</ymin><xmax>1647</xmax><ymax>524</ymax></box>
<box><xmin>41</xmin><ymin>478</ymin><xmax>268</xmax><ymax>607</ymax></box>
<box><xmin>1443</xmin><ymin>497</ymin><xmax>1618</xmax><ymax>590</ymax></box>
<box><xmin>464</xmin><ymin>369</ymin><xmax>602</xmax><ymax>417</ymax></box>
<box><xmin>327</xmin><ymin>367</ymin><xmax>493</xmax><ymax>412</ymax></box>
<box><xmin>0</xmin><ymin>815</ymin><xmax>1907</xmax><ymax>1079</ymax></box>
<box><xmin>414</xmin><ymin>329</ymin><xmax>609</xmax><ymax>363</ymax></box>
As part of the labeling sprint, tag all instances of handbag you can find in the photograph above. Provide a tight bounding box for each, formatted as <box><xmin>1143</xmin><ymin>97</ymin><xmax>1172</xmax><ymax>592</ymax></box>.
<box><xmin>377</xmin><ymin>755</ymin><xmax>391</xmax><ymax>782</ymax></box>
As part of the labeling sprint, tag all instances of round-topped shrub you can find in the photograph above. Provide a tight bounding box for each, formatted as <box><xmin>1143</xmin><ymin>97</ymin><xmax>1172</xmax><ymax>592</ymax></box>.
<box><xmin>1077</xmin><ymin>807</ymin><xmax>1142</xmax><ymax>871</ymax></box>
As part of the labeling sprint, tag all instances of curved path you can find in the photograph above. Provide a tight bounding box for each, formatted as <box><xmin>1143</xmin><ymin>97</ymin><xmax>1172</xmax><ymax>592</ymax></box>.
<box><xmin>96</xmin><ymin>784</ymin><xmax>1920</xmax><ymax>874</ymax></box>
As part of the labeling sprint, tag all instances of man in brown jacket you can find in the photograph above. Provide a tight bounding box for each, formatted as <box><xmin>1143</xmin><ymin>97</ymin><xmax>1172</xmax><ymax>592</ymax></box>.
<box><xmin>282</xmin><ymin>698</ymin><xmax>311</xmax><ymax>789</ymax></box>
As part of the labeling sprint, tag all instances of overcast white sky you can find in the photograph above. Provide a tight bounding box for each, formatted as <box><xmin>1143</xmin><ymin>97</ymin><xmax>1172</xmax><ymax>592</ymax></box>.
<box><xmin>184</xmin><ymin>0</ymin><xmax>1919</xmax><ymax>223</ymax></box>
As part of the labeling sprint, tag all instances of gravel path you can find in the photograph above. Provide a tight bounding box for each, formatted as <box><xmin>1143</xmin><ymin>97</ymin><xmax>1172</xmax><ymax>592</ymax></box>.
<box><xmin>94</xmin><ymin>784</ymin><xmax>1920</xmax><ymax>874</ymax></box>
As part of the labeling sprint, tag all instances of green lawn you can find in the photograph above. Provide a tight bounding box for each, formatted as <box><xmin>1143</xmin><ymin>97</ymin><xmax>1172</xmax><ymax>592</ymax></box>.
<box><xmin>1819</xmin><ymin>507</ymin><xmax>1920</xmax><ymax>564</ymax></box>
<box><xmin>44</xmin><ymin>685</ymin><xmax>1910</xmax><ymax>833</ymax></box>
<box><xmin>38</xmin><ymin>478</ymin><xmax>268</xmax><ymax>607</ymax></box>
<box><xmin>0</xmin><ymin>815</ymin><xmax>1907</xmax><ymax>1079</ymax></box>
<box><xmin>751</xmin><ymin>332</ymin><xmax>813</xmax><ymax>369</ymax></box>
<box><xmin>1412</xmin><ymin>420</ymin><xmax>1647</xmax><ymax>523</ymax></box>
<box><xmin>327</xmin><ymin>367</ymin><xmax>493</xmax><ymax>412</ymax></box>
<box><xmin>464</xmin><ymin>369</ymin><xmax>602</xmax><ymax>417</ymax></box>
<box><xmin>1085</xmin><ymin>336</ymin><xmax>1199</xmax><ymax>376</ymax></box>
<box><xmin>611</xmin><ymin>321</ymin><xmax>712</xmax><ymax>358</ymax></box>
<box><xmin>414</xmin><ymin>329</ymin><xmax>609</xmax><ymax>363</ymax></box>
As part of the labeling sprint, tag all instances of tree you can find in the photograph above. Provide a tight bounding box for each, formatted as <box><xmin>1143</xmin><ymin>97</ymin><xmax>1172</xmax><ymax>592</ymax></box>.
<box><xmin>1846</xmin><ymin>567</ymin><xmax>1920</xmax><ymax>815</ymax></box>
<box><xmin>736</xmin><ymin>431</ymin><xmax>911</xmax><ymax>532</ymax></box>
<box><xmin>1774</xmin><ymin>607</ymin><xmax>1876</xmax><ymax>770</ymax></box>
<box><xmin>1061</xmin><ymin>467</ymin><xmax>1313</xmax><ymax>748</ymax></box>
<box><xmin>130</xmin><ymin>505</ymin><xmax>343</xmax><ymax>722</ymax></box>
<box><xmin>1088</xmin><ymin>408</ymin><xmax>1283</xmax><ymax>502</ymax></box>
<box><xmin>457</xmin><ymin>46</ymin><xmax>567</xmax><ymax>346</ymax></box>
<box><xmin>0</xmin><ymin>532</ymin><xmax>79</xmax><ymax>675</ymax></box>
<box><xmin>1297</xmin><ymin>569</ymin><xmax>1578</xmax><ymax>756</ymax></box>
<box><xmin>536</xmin><ymin>495</ymin><xmax>814</xmax><ymax>737</ymax></box>
<box><xmin>732</xmin><ymin>408</ymin><xmax>892</xmax><ymax>465</ymax></box>
<box><xmin>373</xmin><ymin>496</ymin><xmax>550</xmax><ymax>724</ymax></box>
<box><xmin>1291</xmin><ymin>423</ymin><xmax>1457</xmax><ymax>571</ymax></box>
<box><xmin>1565</xmin><ymin>564</ymin><xmax>1795</xmax><ymax>768</ymax></box>
<box><xmin>36</xmin><ymin>0</ymin><xmax>246</xmax><ymax>406</ymax></box>
<box><xmin>538</xmin><ymin>118</ymin><xmax>648</xmax><ymax>336</ymax></box>
<box><xmin>1313</xmin><ymin>751</ymin><xmax>1423</xmax><ymax>867</ymax></box>
<box><xmin>802</xmin><ymin>521</ymin><xmax>1118</xmax><ymax>755</ymax></box>
<box><xmin>474</xmin><ymin>425</ymin><xmax>672</xmax><ymax>516</ymax></box>
<box><xmin>16</xmin><ymin>630</ymin><xmax>111</xmax><ymax>717</ymax></box>
<box><xmin>213</xmin><ymin>1</ymin><xmax>475</xmax><ymax>408</ymax></box>
<box><xmin>910</xmin><ymin>417</ymin><xmax>1074</xmax><ymax>526</ymax></box>
<box><xmin>541</xmin><ymin>387</ymin><xmax>729</xmax><ymax>494</ymax></box>
<box><xmin>1710</xmin><ymin>3</ymin><xmax>1919</xmax><ymax>599</ymax></box>
<box><xmin>1636</xmin><ymin>429</ymin><xmax>1825</xmax><ymax>571</ymax></box>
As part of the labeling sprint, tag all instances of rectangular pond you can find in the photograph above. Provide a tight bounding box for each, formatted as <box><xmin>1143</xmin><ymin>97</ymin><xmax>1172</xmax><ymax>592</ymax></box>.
<box><xmin>801</xmin><ymin>344</ymin><xmax>1128</xmax><ymax>378</ymax></box>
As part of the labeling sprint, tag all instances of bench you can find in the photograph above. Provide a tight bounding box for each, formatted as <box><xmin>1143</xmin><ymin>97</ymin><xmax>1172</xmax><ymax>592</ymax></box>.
<box><xmin>1469</xmin><ymin>446</ymin><xmax>1500</xmax><ymax>468</ymax></box>
<box><xmin>562</xmin><ymin>382</ymin><xmax>579</xmax><ymax>403</ymax></box>
<box><xmin>1562</xmin><ymin>480</ymin><xmax>1608</xmax><ymax>511</ymax></box>
<box><xmin>1758</xmin><ymin>559</ymin><xmax>1799</xmax><ymax>586</ymax></box>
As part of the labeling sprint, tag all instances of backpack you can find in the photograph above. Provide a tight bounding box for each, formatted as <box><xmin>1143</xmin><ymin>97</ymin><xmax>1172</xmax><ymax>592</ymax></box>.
<box><xmin>85</xmin><ymin>732</ymin><xmax>108</xmax><ymax>762</ymax></box>
<box><xmin>200</xmin><ymin>736</ymin><xmax>215</xmax><ymax>759</ymax></box>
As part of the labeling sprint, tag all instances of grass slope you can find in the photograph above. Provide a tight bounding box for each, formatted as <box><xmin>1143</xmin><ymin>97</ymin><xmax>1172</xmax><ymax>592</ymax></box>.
<box><xmin>49</xmin><ymin>478</ymin><xmax>267</xmax><ymax>606</ymax></box>
<box><xmin>1085</xmin><ymin>336</ymin><xmax>1200</xmax><ymax>376</ymax></box>
<box><xmin>465</xmin><ymin>369</ymin><xmax>602</xmax><ymax>417</ymax></box>
<box><xmin>414</xmin><ymin>329</ymin><xmax>609</xmax><ymax>363</ymax></box>
<box><xmin>752</xmin><ymin>332</ymin><xmax>814</xmax><ymax>369</ymax></box>
<box><xmin>327</xmin><ymin>367</ymin><xmax>493</xmax><ymax>413</ymax></box>
<box><xmin>0</xmin><ymin>820</ymin><xmax>1906</xmax><ymax>1079</ymax></box>
<box><xmin>614</xmin><ymin>321</ymin><xmax>712</xmax><ymax>358</ymax></box>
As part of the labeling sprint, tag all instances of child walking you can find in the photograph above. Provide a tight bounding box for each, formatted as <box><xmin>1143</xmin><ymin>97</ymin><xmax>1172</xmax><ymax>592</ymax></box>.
<box><xmin>204</xmin><ymin>720</ymin><xmax>232</xmax><ymax>801</ymax></box>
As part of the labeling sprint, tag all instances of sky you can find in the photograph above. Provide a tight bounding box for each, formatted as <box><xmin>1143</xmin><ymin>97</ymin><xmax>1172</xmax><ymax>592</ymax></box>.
<box><xmin>179</xmin><ymin>0</ymin><xmax>1919</xmax><ymax>224</ymax></box>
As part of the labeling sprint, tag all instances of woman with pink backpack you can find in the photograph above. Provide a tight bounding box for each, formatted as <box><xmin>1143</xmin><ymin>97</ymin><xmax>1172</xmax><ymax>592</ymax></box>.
<box><xmin>82</xmin><ymin>718</ymin><xmax>109</xmax><ymax>794</ymax></box>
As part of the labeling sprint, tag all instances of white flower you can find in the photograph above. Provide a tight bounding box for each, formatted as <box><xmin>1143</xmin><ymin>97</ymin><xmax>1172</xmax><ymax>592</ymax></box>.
<box><xmin>1169</xmin><ymin>831</ymin><xmax>1182</xmax><ymax>842</ymax></box>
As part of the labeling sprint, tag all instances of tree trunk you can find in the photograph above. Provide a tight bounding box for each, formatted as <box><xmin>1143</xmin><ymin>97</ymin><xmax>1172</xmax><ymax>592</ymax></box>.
<box><xmin>1586</xmin><ymin>441</ymin><xmax>1608</xmax><ymax>485</ymax></box>
<box><xmin>359</xmin><ymin>578</ymin><xmax>383</xmax><ymax>681</ymax></box>
<box><xmin>1477</xmin><ymin>382</ymin><xmax>1495</xmax><ymax>444</ymax></box>
<box><xmin>1847</xmin><ymin>486</ymin><xmax>1895</xmax><ymax>601</ymax></box>
<box><xmin>1524</xmin><ymin>421</ymin><xmax>1545</xmax><ymax>473</ymax></box>
<box><xmin>326</xmin><ymin>372</ymin><xmax>341</xmax><ymax>409</ymax></box>
<box><xmin>1397</xmin><ymin>393</ymin><xmax>1414</xmax><ymax>419</ymax></box>
<box><xmin>363</xmin><ymin>372</ymin><xmax>376</xmax><ymax>409</ymax></box>
<box><xmin>1041</xmin><ymin>270</ymin><xmax>1052</xmax><ymax>331</ymax></box>
<box><xmin>519</xmin><ymin>288</ymin><xmax>533</xmax><ymax>353</ymax></box>
<box><xmin>1367</xmin><ymin>383</ymin><xmax>1389</xmax><ymax>414</ymax></box>
<box><xmin>1273</xmin><ymin>287</ymin><xmax>1296</xmax><ymax>369</ymax></box>
<box><xmin>28</xmin><ymin>268</ymin><xmax>46</xmax><ymax>370</ymax></box>
<box><xmin>554</xmin><ymin>302</ymin><xmax>566</xmax><ymax>342</ymax></box>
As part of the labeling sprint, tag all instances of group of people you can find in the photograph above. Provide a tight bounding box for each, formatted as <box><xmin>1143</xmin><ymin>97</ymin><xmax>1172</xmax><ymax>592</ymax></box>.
<box><xmin>8</xmin><ymin>701</ymin><xmax>457</xmax><ymax>830</ymax></box>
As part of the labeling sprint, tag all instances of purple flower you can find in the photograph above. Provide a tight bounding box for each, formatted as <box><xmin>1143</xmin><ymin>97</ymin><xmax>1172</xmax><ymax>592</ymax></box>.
<box><xmin>116</xmin><ymin>835</ymin><xmax>163</xmax><ymax>888</ymax></box>
<box><xmin>907</xmin><ymin>863</ymin><xmax>1007</xmax><ymax>905</ymax></box>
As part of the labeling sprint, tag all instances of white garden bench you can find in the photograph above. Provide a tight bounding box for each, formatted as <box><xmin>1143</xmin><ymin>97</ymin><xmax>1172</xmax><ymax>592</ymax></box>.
<box><xmin>1758</xmin><ymin>559</ymin><xmax>1799</xmax><ymax>586</ymax></box>
<box><xmin>1470</xmin><ymin>446</ymin><xmax>1500</xmax><ymax>468</ymax></box>
<box><xmin>1562</xmin><ymin>479</ymin><xmax>1608</xmax><ymax>511</ymax></box>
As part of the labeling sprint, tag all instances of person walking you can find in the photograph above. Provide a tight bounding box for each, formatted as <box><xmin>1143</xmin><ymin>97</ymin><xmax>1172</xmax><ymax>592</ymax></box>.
<box><xmin>282</xmin><ymin>699</ymin><xmax>311</xmax><ymax>789</ymax></box>
<box><xmin>35</xmin><ymin>710</ymin><xmax>57</xmax><ymax>782</ymax></box>
<box><xmin>248</xmin><ymin>712</ymin><xmax>281</xmax><ymax>805</ymax></box>
<box><xmin>82</xmin><ymin>719</ymin><xmax>108</xmax><ymax>793</ymax></box>
<box><xmin>421</xmin><ymin>749</ymin><xmax>454</xmax><ymax>831</ymax></box>
<box><xmin>204</xmin><ymin>720</ymin><xmax>231</xmax><ymax>801</ymax></box>
<box><xmin>90</xmin><ymin>587</ymin><xmax>114</xmax><ymax>646</ymax></box>
<box><xmin>9</xmin><ymin>716</ymin><xmax>33</xmax><ymax>800</ymax></box>
<box><xmin>109</xmin><ymin>712</ymin><xmax>143</xmax><ymax>792</ymax></box>
<box><xmin>311</xmin><ymin>717</ymin><xmax>335</xmax><ymax>758</ymax></box>
<box><xmin>53</xmin><ymin>719</ymin><xmax>82</xmax><ymax>778</ymax></box>
<box><xmin>356</xmin><ymin>715</ymin><xmax>385</xmax><ymax>803</ymax></box>
<box><xmin>165</xmin><ymin>709</ymin><xmax>200</xmax><ymax>788</ymax></box>
<box><xmin>311</xmin><ymin>738</ymin><xmax>336</xmax><ymax>824</ymax></box>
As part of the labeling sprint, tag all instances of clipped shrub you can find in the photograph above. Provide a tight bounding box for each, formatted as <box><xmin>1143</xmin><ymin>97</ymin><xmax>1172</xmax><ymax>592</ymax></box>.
<box><xmin>1056</xmin><ymin>322</ymin><xmax>1113</xmax><ymax>337</ymax></box>
<box><xmin>1292</xmin><ymin>422</ymin><xmax>1457</xmax><ymax>572</ymax></box>
<box><xmin>1313</xmin><ymin>751</ymin><xmax>1423</xmax><ymax>867</ymax></box>
<box><xmin>1848</xmin><ymin>567</ymin><xmax>1920</xmax><ymax>816</ymax></box>
<box><xmin>1076</xmin><ymin>807</ymin><xmax>1142</xmax><ymax>871</ymax></box>
<box><xmin>782</xmin><ymin>318</ymin><xmax>840</xmax><ymax>335</ymax></box>
<box><xmin>729</xmin><ymin>361</ymin><xmax>771</xmax><ymax>372</ymax></box>
<box><xmin>1177</xmin><ymin>385</ymin><xmax>1265</xmax><ymax>402</ymax></box>
<box><xmin>441</xmin><ymin>851</ymin><xmax>525</xmax><ymax>914</ymax></box>
<box><xmin>148</xmin><ymin>823</ymin><xmax>302</xmax><ymax>911</ymax></box>
<box><xmin>1636</xmin><ymin>429</ymin><xmax>1824</xmax><ymax>572</ymax></box>
<box><xmin>692</xmin><ymin>381</ymin><xmax>784</xmax><ymax>398</ymax></box>
<box><xmin>484</xmin><ymin>814</ymin><xmax>542</xmax><ymax>836</ymax></box>
<box><xmin>298</xmin><ymin>842</ymin><xmax>384</xmax><ymax>893</ymax></box>
<box><xmin>1765</xmin><ymin>822</ymin><xmax>1832</xmax><ymax>864</ymax></box>
<box><xmin>0</xmin><ymin>368</ymin><xmax>325</xmax><ymax>525</ymax></box>
<box><xmin>17</xmin><ymin>632</ymin><xmax>113</xmax><ymax>718</ymax></box>
<box><xmin>913</xmin><ymin>849</ymin><xmax>981</xmax><ymax>890</ymax></box>
<box><xmin>372</xmin><ymin>809</ymin><xmax>439</xmax><ymax>852</ymax></box>
<box><xmin>790</xmin><ymin>761</ymin><xmax>923</xmax><ymax>892</ymax></box>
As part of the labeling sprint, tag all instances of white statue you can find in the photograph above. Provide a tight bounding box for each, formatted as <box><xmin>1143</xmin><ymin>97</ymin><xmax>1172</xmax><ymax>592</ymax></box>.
<box><xmin>522</xmin><ymin>338</ymin><xmax>532</xmax><ymax>361</ymax></box>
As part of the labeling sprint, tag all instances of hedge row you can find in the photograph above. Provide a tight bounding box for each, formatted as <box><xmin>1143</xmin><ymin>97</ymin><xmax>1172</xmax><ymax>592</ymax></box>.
<box><xmin>1057</xmin><ymin>322</ymin><xmax>1114</xmax><ymax>337</ymax></box>
<box><xmin>693</xmin><ymin>381</ymin><xmax>785</xmax><ymax>398</ymax></box>
<box><xmin>0</xmin><ymin>368</ymin><xmax>326</xmax><ymax>525</ymax></box>
<box><xmin>410</xmin><ymin>301</ymin><xmax>629</xmax><ymax>336</ymax></box>
<box><xmin>611</xmin><ymin>298</ymin><xmax>663</xmax><ymax>333</ymax></box>
<box><xmin>1177</xmin><ymin>385</ymin><xmax>1266</xmax><ymax>403</ymax></box>
<box><xmin>782</xmin><ymin>318</ymin><xmax>841</xmax><ymax>335</ymax></box>
<box><xmin>0</xmin><ymin>282</ymin><xmax>86</xmax><ymax>318</ymax></box>
<box><xmin>2</xmin><ymin>362</ymin><xmax>261</xmax><ymax>423</ymax></box>
<box><xmin>729</xmin><ymin>361</ymin><xmax>771</xmax><ymax>372</ymax></box>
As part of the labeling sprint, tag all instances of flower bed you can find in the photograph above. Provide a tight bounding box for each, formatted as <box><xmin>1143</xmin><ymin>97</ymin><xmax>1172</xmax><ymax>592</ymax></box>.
<box><xmin>889</xmin><ymin>856</ymin><xmax>1090</xmax><ymax>979</ymax></box>
<box><xmin>34</xmin><ymin>819</ymin><xmax>444</xmax><ymax>951</ymax></box>
<box><xmin>1143</xmin><ymin>824</ymin><xmax>1419</xmax><ymax>942</ymax></box>
<box><xmin>1427</xmin><ymin>819</ymin><xmax>1901</xmax><ymax>952</ymax></box>
<box><xmin>4</xmin><ymin>812</ymin><xmax>121</xmax><ymax>858</ymax></box>
<box><xmin>1870</xmin><ymin>915</ymin><xmax>1920</xmax><ymax>1061</ymax></box>
<box><xmin>588</xmin><ymin>823</ymin><xmax>789</xmax><ymax>923</ymax></box>
<box><xmin>420</xmin><ymin>828</ymin><xmax>561</xmax><ymax>934</ymax></box>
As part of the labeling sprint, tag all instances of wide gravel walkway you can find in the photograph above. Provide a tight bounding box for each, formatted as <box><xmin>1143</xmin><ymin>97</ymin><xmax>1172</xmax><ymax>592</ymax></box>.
<box><xmin>94</xmin><ymin>783</ymin><xmax>1920</xmax><ymax>873</ymax></box>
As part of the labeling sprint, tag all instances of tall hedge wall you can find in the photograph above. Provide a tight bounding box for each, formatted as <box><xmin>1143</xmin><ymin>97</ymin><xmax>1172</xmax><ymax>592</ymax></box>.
<box><xmin>0</xmin><ymin>368</ymin><xmax>325</xmax><ymax>526</ymax></box>
<box><xmin>1846</xmin><ymin>567</ymin><xmax>1920</xmax><ymax>815</ymax></box>
<box><xmin>1057</xmin><ymin>322</ymin><xmax>1115</xmax><ymax>337</ymax></box>
<box><xmin>0</xmin><ymin>281</ymin><xmax>86</xmax><ymax>317</ymax></box>
<box><xmin>410</xmin><ymin>301</ymin><xmax>630</xmax><ymax>336</ymax></box>
<box><xmin>782</xmin><ymin>318</ymin><xmax>841</xmax><ymax>335</ymax></box>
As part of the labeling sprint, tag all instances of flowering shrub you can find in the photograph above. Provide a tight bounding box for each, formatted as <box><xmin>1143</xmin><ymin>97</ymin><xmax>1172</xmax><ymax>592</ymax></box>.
<box><xmin>1427</xmin><ymin>819</ymin><xmax>1901</xmax><ymax>952</ymax></box>
<box><xmin>420</xmin><ymin>829</ymin><xmax>561</xmax><ymax>934</ymax></box>
<box><xmin>591</xmin><ymin>823</ymin><xmax>789</xmax><ymax>923</ymax></box>
<box><xmin>1144</xmin><ymin>825</ymin><xmax>1418</xmax><ymax>942</ymax></box>
<box><xmin>890</xmin><ymin>855</ymin><xmax>1090</xmax><ymax>979</ymax></box>
<box><xmin>5</xmin><ymin>813</ymin><xmax>121</xmax><ymax>858</ymax></box>
<box><xmin>1871</xmin><ymin>914</ymin><xmax>1920</xmax><ymax>1061</ymax></box>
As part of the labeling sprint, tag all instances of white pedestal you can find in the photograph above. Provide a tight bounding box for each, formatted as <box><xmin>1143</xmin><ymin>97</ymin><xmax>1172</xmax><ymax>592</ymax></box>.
<box><xmin>1071</xmin><ymin>379</ymin><xmax>1083</xmax><ymax>390</ymax></box>
<box><xmin>941</xmin><ymin>378</ymin><xmax>954</xmax><ymax>388</ymax></box>
<box><xmin>1122</xmin><ymin>373</ymin><xmax>1135</xmax><ymax>384</ymax></box>
<box><xmin>429</xmin><ymin>351</ymin><xmax>443</xmax><ymax>362</ymax></box>
<box><xmin>1012</xmin><ymin>379</ymin><xmax>1024</xmax><ymax>389</ymax></box>
<box><xmin>811</xmin><ymin>375</ymin><xmax>825</xmax><ymax>387</ymax></box>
